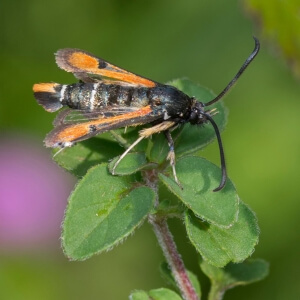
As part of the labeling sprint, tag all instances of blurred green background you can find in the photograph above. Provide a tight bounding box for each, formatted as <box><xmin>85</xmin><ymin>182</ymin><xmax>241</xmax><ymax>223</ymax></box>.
<box><xmin>1</xmin><ymin>0</ymin><xmax>299</xmax><ymax>299</ymax></box>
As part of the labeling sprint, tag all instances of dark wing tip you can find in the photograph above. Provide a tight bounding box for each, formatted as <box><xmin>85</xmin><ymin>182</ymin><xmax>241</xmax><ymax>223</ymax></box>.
<box><xmin>55</xmin><ymin>48</ymin><xmax>79</xmax><ymax>72</ymax></box>
<box><xmin>33</xmin><ymin>83</ymin><xmax>63</xmax><ymax>112</ymax></box>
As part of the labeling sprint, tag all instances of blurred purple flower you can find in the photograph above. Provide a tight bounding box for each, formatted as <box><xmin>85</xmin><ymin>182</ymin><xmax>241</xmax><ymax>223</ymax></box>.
<box><xmin>0</xmin><ymin>134</ymin><xmax>74</xmax><ymax>252</ymax></box>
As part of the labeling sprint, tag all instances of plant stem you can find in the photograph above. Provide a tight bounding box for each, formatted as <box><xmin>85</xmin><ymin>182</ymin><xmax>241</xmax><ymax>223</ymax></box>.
<box><xmin>149</xmin><ymin>215</ymin><xmax>200</xmax><ymax>300</ymax></box>
<box><xmin>143</xmin><ymin>169</ymin><xmax>199</xmax><ymax>300</ymax></box>
<box><xmin>208</xmin><ymin>283</ymin><xmax>225</xmax><ymax>300</ymax></box>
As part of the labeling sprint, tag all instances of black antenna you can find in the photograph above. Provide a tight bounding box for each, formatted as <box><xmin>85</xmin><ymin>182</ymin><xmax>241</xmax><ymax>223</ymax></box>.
<box><xmin>204</xmin><ymin>114</ymin><xmax>227</xmax><ymax>192</ymax></box>
<box><xmin>204</xmin><ymin>37</ymin><xmax>260</xmax><ymax>107</ymax></box>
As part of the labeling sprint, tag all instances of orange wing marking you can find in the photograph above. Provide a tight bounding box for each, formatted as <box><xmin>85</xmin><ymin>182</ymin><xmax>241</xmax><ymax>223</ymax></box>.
<box><xmin>46</xmin><ymin>106</ymin><xmax>154</xmax><ymax>146</ymax></box>
<box><xmin>33</xmin><ymin>83</ymin><xmax>58</xmax><ymax>93</ymax></box>
<box><xmin>56</xmin><ymin>49</ymin><xmax>157</xmax><ymax>88</ymax></box>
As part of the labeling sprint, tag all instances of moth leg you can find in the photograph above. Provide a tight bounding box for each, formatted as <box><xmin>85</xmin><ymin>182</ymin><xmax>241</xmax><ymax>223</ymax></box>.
<box><xmin>164</xmin><ymin>130</ymin><xmax>183</xmax><ymax>189</ymax></box>
<box><xmin>139</xmin><ymin>121</ymin><xmax>176</xmax><ymax>138</ymax></box>
<box><xmin>112</xmin><ymin>136</ymin><xmax>145</xmax><ymax>175</ymax></box>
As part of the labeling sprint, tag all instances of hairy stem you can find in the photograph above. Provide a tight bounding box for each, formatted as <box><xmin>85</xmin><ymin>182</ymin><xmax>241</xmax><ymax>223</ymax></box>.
<box><xmin>143</xmin><ymin>169</ymin><xmax>199</xmax><ymax>300</ymax></box>
<box><xmin>149</xmin><ymin>215</ymin><xmax>200</xmax><ymax>300</ymax></box>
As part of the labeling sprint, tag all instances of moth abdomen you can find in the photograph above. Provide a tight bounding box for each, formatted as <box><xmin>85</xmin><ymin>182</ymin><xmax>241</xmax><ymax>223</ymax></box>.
<box><xmin>56</xmin><ymin>83</ymin><xmax>152</xmax><ymax>110</ymax></box>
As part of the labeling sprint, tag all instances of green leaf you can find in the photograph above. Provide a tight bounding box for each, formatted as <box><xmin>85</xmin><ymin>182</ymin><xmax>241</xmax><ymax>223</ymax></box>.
<box><xmin>200</xmin><ymin>259</ymin><xmax>269</xmax><ymax>300</ymax></box>
<box><xmin>160</xmin><ymin>262</ymin><xmax>201</xmax><ymax>298</ymax></box>
<box><xmin>62</xmin><ymin>164</ymin><xmax>155</xmax><ymax>260</ymax></box>
<box><xmin>129</xmin><ymin>288</ymin><xmax>182</xmax><ymax>300</ymax></box>
<box><xmin>185</xmin><ymin>201</ymin><xmax>259</xmax><ymax>267</ymax></box>
<box><xmin>170</xmin><ymin>78</ymin><xmax>228</xmax><ymax>157</ymax></box>
<box><xmin>148</xmin><ymin>288</ymin><xmax>182</xmax><ymax>300</ymax></box>
<box><xmin>201</xmin><ymin>258</ymin><xmax>269</xmax><ymax>287</ymax></box>
<box><xmin>159</xmin><ymin>156</ymin><xmax>239</xmax><ymax>227</ymax></box>
<box><xmin>129</xmin><ymin>290</ymin><xmax>150</xmax><ymax>300</ymax></box>
<box><xmin>53</xmin><ymin>134</ymin><xmax>123</xmax><ymax>177</ymax></box>
<box><xmin>149</xmin><ymin>133</ymin><xmax>169</xmax><ymax>165</ymax></box>
<box><xmin>53</xmin><ymin>127</ymin><xmax>148</xmax><ymax>178</ymax></box>
<box><xmin>245</xmin><ymin>0</ymin><xmax>300</xmax><ymax>78</ymax></box>
<box><xmin>108</xmin><ymin>152</ymin><xmax>157</xmax><ymax>175</ymax></box>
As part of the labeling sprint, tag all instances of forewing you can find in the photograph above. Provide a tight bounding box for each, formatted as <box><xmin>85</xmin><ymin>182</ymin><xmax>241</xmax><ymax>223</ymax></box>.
<box><xmin>45</xmin><ymin>105</ymin><xmax>163</xmax><ymax>148</ymax></box>
<box><xmin>53</xmin><ymin>106</ymin><xmax>141</xmax><ymax>127</ymax></box>
<box><xmin>55</xmin><ymin>48</ymin><xmax>157</xmax><ymax>87</ymax></box>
